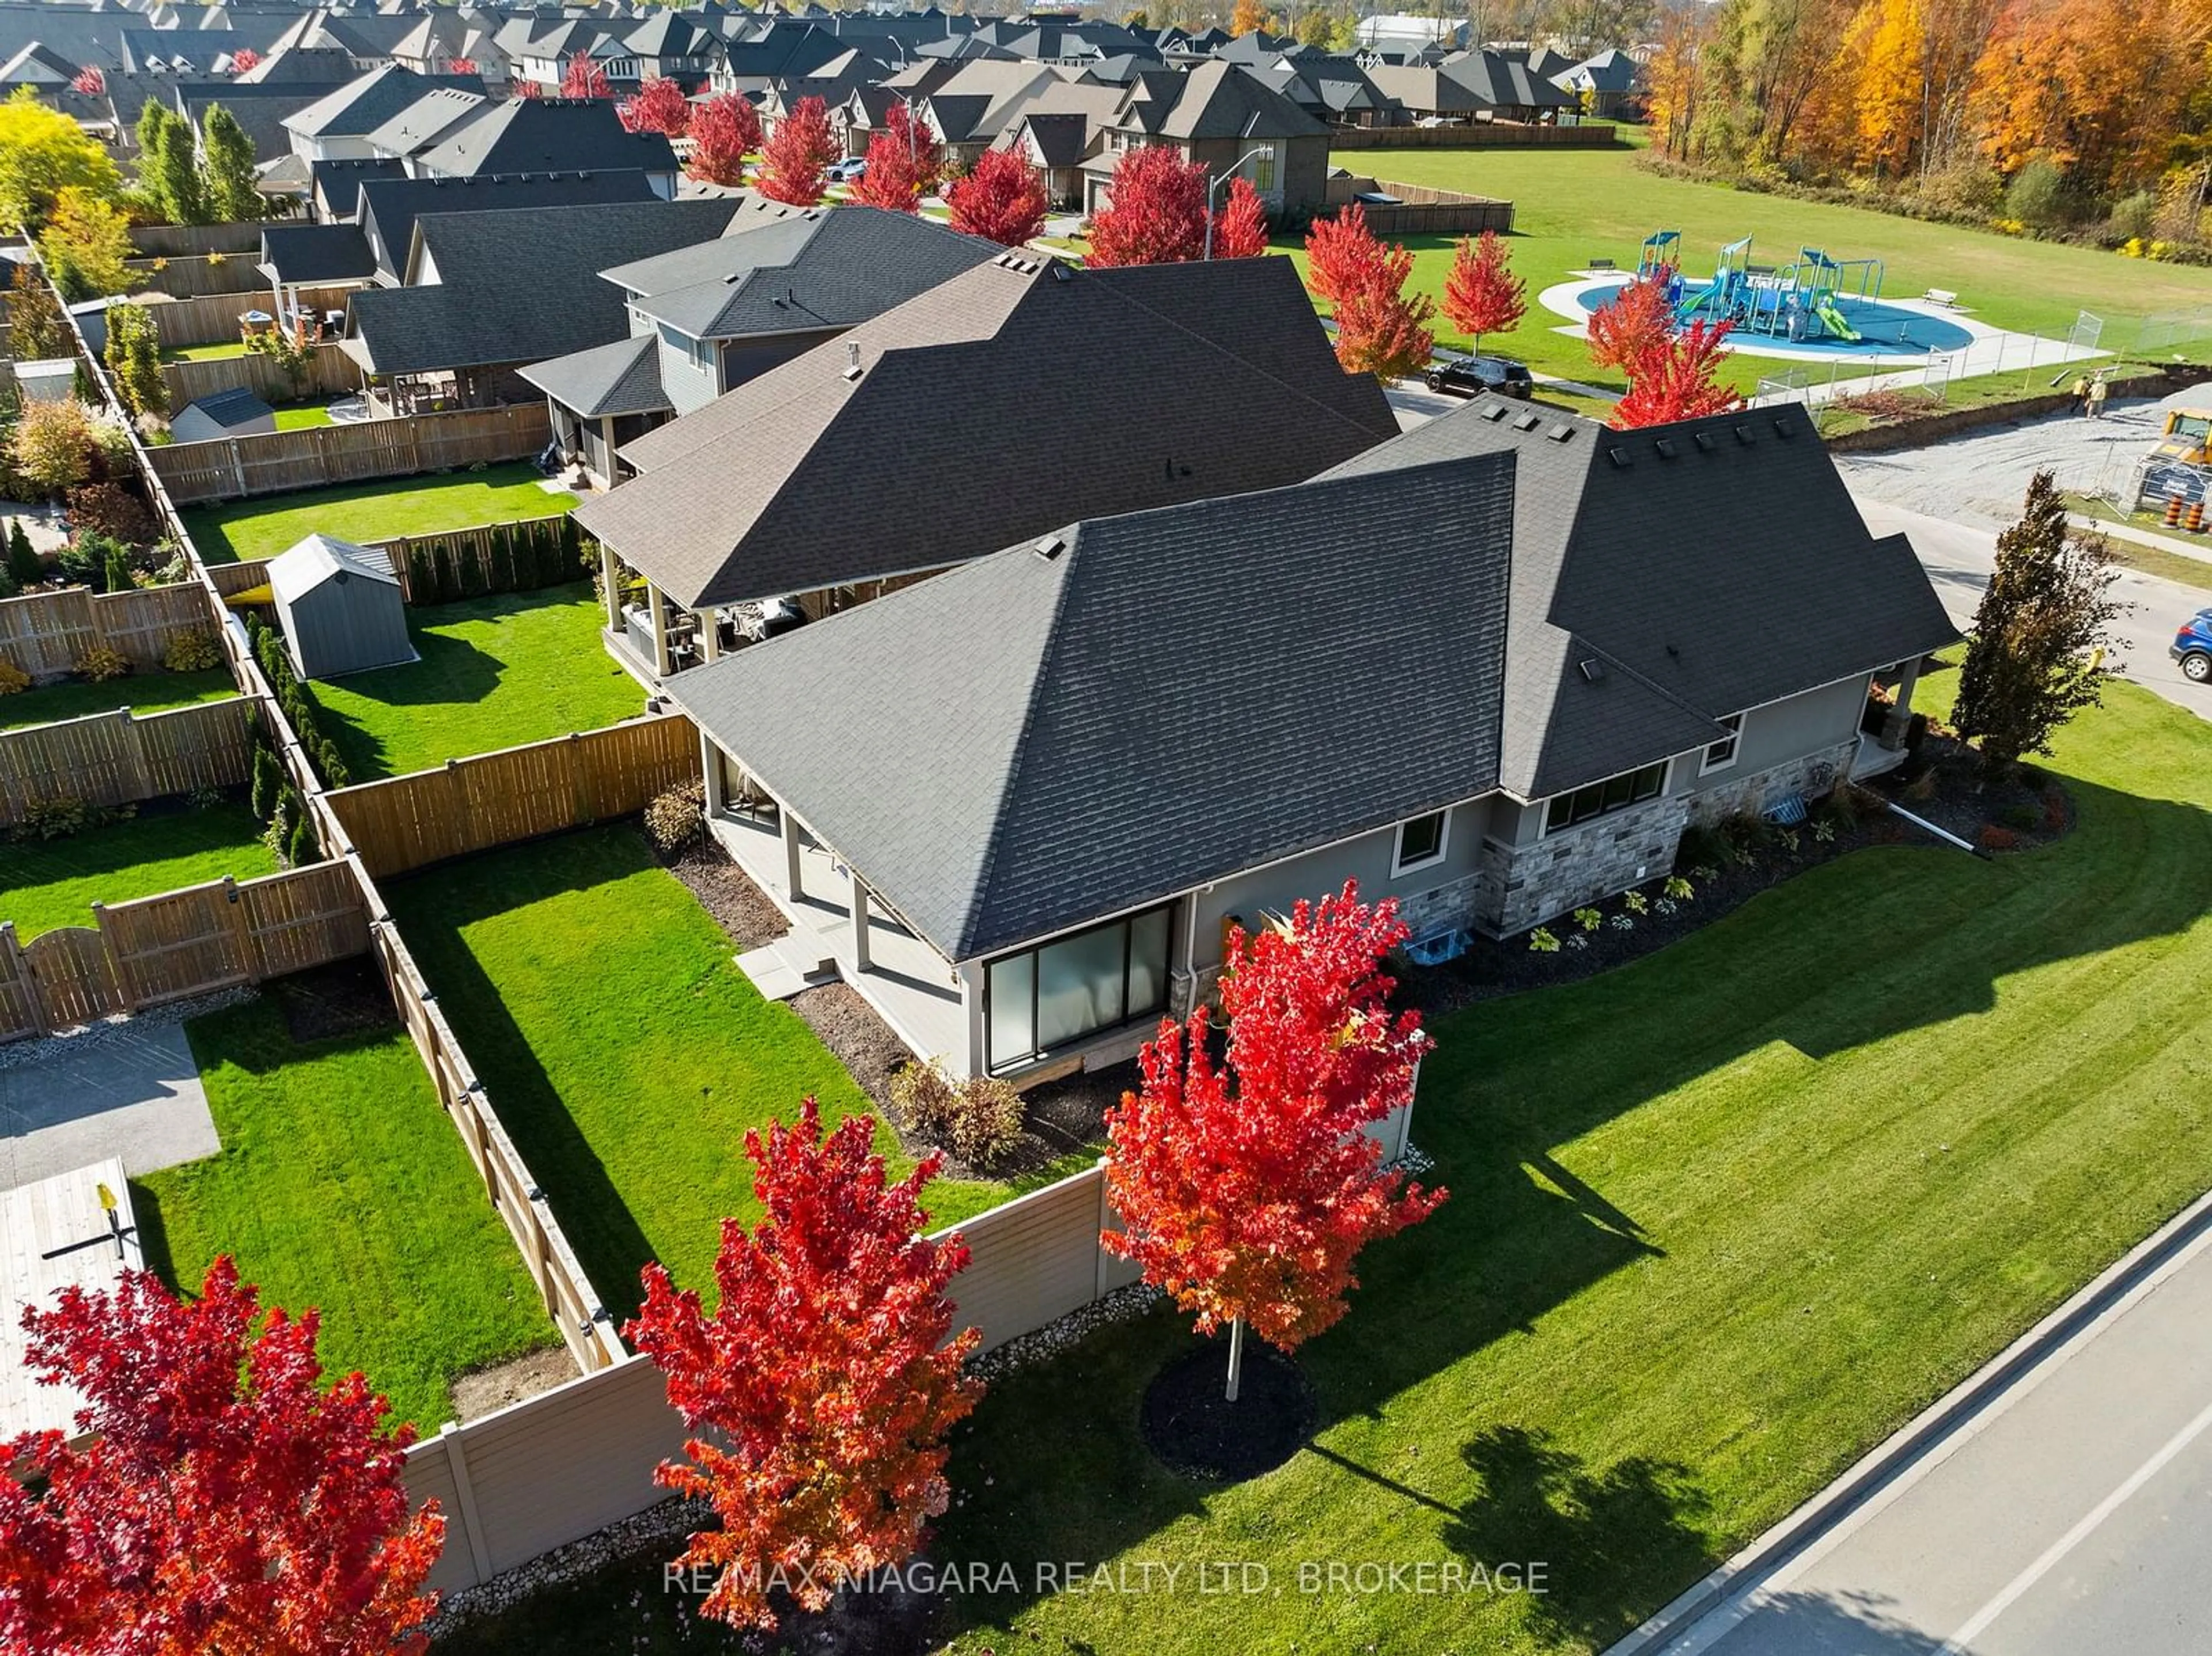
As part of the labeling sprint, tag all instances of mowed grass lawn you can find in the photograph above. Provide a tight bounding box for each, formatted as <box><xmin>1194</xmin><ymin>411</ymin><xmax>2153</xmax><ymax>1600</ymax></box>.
<box><xmin>0</xmin><ymin>671</ymin><xmax>237</xmax><ymax>732</ymax></box>
<box><xmin>384</xmin><ymin>825</ymin><xmax>1016</xmax><ymax>1312</ymax></box>
<box><xmin>450</xmin><ymin>674</ymin><xmax>2212</xmax><ymax>1654</ymax></box>
<box><xmin>179</xmin><ymin>463</ymin><xmax>575</xmax><ymax>564</ymax></box>
<box><xmin>1</xmin><ymin>800</ymin><xmax>276</xmax><ymax>939</ymax></box>
<box><xmin>136</xmin><ymin>996</ymin><xmax>559</xmax><ymax>1431</ymax></box>
<box><xmin>309</xmin><ymin>583</ymin><xmax>643</xmax><ymax>780</ymax></box>
<box><xmin>1277</xmin><ymin>142</ymin><xmax>2212</xmax><ymax>398</ymax></box>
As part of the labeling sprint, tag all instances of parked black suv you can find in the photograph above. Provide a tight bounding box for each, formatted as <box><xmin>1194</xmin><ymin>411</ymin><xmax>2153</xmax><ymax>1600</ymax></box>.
<box><xmin>1424</xmin><ymin>354</ymin><xmax>1535</xmax><ymax>399</ymax></box>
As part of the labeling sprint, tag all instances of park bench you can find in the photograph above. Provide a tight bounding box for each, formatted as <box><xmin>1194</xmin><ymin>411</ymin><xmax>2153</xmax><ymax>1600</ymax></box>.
<box><xmin>1923</xmin><ymin>287</ymin><xmax>1961</xmax><ymax>308</ymax></box>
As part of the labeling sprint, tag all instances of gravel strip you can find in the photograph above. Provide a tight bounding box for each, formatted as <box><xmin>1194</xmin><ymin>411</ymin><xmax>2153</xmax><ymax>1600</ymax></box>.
<box><xmin>0</xmin><ymin>984</ymin><xmax>254</xmax><ymax>1073</ymax></box>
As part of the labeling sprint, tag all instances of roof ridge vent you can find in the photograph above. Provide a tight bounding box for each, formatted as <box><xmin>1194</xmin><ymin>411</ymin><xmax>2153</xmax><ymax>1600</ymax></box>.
<box><xmin>1578</xmin><ymin>658</ymin><xmax>1605</xmax><ymax>683</ymax></box>
<box><xmin>1512</xmin><ymin>411</ymin><xmax>1541</xmax><ymax>432</ymax></box>
<box><xmin>1033</xmin><ymin>534</ymin><xmax>1066</xmax><ymax>560</ymax></box>
<box><xmin>1544</xmin><ymin>422</ymin><xmax>1575</xmax><ymax>442</ymax></box>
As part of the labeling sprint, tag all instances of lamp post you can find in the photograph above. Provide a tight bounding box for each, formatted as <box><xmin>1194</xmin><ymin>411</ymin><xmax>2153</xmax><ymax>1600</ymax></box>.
<box><xmin>1202</xmin><ymin>145</ymin><xmax>1274</xmax><ymax>260</ymax></box>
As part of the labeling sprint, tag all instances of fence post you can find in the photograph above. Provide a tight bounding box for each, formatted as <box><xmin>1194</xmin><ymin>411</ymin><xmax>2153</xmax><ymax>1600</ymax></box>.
<box><xmin>89</xmin><ymin>903</ymin><xmax>137</xmax><ymax>1012</ymax></box>
<box><xmin>1094</xmin><ymin>1158</ymin><xmax>1115</xmax><ymax>1301</ymax></box>
<box><xmin>118</xmin><ymin>707</ymin><xmax>153</xmax><ymax>802</ymax></box>
<box><xmin>218</xmin><ymin>874</ymin><xmax>259</xmax><ymax>982</ymax></box>
<box><xmin>437</xmin><ymin>1423</ymin><xmax>497</xmax><ymax>1586</ymax></box>
<box><xmin>1</xmin><ymin>921</ymin><xmax>44</xmax><ymax>1037</ymax></box>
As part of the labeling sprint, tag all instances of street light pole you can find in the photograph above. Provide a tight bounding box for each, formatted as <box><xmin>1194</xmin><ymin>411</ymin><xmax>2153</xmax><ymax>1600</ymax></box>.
<box><xmin>1202</xmin><ymin>145</ymin><xmax>1274</xmax><ymax>261</ymax></box>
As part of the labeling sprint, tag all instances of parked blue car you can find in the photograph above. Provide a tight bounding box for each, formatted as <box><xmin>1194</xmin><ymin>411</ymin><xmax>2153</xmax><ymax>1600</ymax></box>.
<box><xmin>2173</xmin><ymin>608</ymin><xmax>2212</xmax><ymax>683</ymax></box>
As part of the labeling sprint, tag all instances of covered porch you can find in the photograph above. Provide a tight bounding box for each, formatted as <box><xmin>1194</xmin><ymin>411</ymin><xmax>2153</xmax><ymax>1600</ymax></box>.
<box><xmin>700</xmin><ymin>740</ymin><xmax>973</xmax><ymax>1071</ymax></box>
<box><xmin>1852</xmin><ymin>655</ymin><xmax>1929</xmax><ymax>780</ymax></box>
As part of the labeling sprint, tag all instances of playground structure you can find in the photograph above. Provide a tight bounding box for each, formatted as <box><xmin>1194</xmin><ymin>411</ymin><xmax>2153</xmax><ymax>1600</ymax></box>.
<box><xmin>1637</xmin><ymin>230</ymin><xmax>1885</xmax><ymax>346</ymax></box>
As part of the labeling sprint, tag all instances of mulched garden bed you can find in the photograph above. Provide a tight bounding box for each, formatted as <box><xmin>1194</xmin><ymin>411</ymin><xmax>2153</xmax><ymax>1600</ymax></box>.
<box><xmin>664</xmin><ymin>836</ymin><xmax>789</xmax><ymax>951</ymax></box>
<box><xmin>272</xmin><ymin>955</ymin><xmax>400</xmax><ymax>1043</ymax></box>
<box><xmin>1401</xmin><ymin>719</ymin><xmax>2074</xmax><ymax>1018</ymax></box>
<box><xmin>1139</xmin><ymin>1340</ymin><xmax>1317</xmax><ymax>1483</ymax></box>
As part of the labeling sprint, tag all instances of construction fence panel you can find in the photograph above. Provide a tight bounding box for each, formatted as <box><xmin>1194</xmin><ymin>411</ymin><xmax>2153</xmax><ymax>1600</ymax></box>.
<box><xmin>325</xmin><ymin>715</ymin><xmax>699</xmax><ymax>880</ymax></box>
<box><xmin>146</xmin><ymin>405</ymin><xmax>554</xmax><ymax>505</ymax></box>
<box><xmin>0</xmin><ymin>696</ymin><xmax>255</xmax><ymax>827</ymax></box>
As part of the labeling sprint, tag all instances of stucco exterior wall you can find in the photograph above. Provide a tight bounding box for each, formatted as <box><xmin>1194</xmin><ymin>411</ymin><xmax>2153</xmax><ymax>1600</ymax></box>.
<box><xmin>1681</xmin><ymin>676</ymin><xmax>1869</xmax><ymax>813</ymax></box>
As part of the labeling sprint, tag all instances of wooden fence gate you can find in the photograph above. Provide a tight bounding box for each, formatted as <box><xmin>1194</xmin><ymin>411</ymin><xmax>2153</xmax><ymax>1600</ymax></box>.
<box><xmin>6</xmin><ymin>927</ymin><xmax>126</xmax><ymax>1032</ymax></box>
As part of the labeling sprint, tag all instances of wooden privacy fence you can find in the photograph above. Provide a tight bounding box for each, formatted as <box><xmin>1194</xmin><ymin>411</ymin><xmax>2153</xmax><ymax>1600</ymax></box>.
<box><xmin>143</xmin><ymin>286</ymin><xmax>361</xmax><ymax>351</ymax></box>
<box><xmin>0</xmin><ymin>581</ymin><xmax>223</xmax><ymax>679</ymax></box>
<box><xmin>0</xmin><ymin>863</ymin><xmax>368</xmax><ymax>1043</ymax></box>
<box><xmin>205</xmin><ymin>513</ymin><xmax>586</xmax><ymax>609</ymax></box>
<box><xmin>162</xmin><ymin>341</ymin><xmax>363</xmax><ymax>410</ymax></box>
<box><xmin>126</xmin><ymin>254</ymin><xmax>268</xmax><ymax>298</ymax></box>
<box><xmin>1329</xmin><ymin>120</ymin><xmax>1618</xmax><ymax>149</ymax></box>
<box><xmin>147</xmin><ymin>404</ymin><xmax>555</xmax><ymax>505</ymax></box>
<box><xmin>1324</xmin><ymin>175</ymin><xmax>1516</xmax><ymax>234</ymax></box>
<box><xmin>327</xmin><ymin>715</ymin><xmax>699</xmax><ymax>880</ymax></box>
<box><xmin>130</xmin><ymin>222</ymin><xmax>265</xmax><ymax>259</ymax></box>
<box><xmin>0</xmin><ymin>698</ymin><xmax>253</xmax><ymax>827</ymax></box>
<box><xmin>366</xmin><ymin>916</ymin><xmax>624</xmax><ymax>1377</ymax></box>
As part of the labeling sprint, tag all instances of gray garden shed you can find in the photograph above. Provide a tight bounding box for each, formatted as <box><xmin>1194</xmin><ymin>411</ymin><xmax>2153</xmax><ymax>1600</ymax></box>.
<box><xmin>267</xmin><ymin>533</ymin><xmax>416</xmax><ymax>680</ymax></box>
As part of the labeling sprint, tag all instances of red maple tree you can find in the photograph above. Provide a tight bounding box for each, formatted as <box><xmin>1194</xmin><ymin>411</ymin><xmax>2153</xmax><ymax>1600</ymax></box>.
<box><xmin>1442</xmin><ymin>228</ymin><xmax>1527</xmax><ymax>354</ymax></box>
<box><xmin>756</xmin><ymin>96</ymin><xmax>838</xmax><ymax>207</ymax></box>
<box><xmin>850</xmin><ymin>104</ymin><xmax>942</xmax><ymax>212</ymax></box>
<box><xmin>1103</xmin><ymin>884</ymin><xmax>1444</xmax><ymax>1400</ymax></box>
<box><xmin>1609</xmin><ymin>316</ymin><xmax>1746</xmax><ymax>427</ymax></box>
<box><xmin>686</xmin><ymin>93</ymin><xmax>762</xmax><ymax>187</ymax></box>
<box><xmin>0</xmin><ymin>1258</ymin><xmax>444</xmax><ymax>1655</ymax></box>
<box><xmin>618</xmin><ymin>75</ymin><xmax>692</xmax><ymax>137</ymax></box>
<box><xmin>515</xmin><ymin>80</ymin><xmax>543</xmax><ymax>101</ymax></box>
<box><xmin>945</xmin><ymin>147</ymin><xmax>1048</xmax><ymax>245</ymax></box>
<box><xmin>1085</xmin><ymin>143</ymin><xmax>1209</xmax><ymax>267</ymax></box>
<box><xmin>70</xmin><ymin>66</ymin><xmax>105</xmax><ymax>96</ymax></box>
<box><xmin>448</xmin><ymin>57</ymin><xmax>478</xmax><ymax>76</ymax></box>
<box><xmin>559</xmin><ymin>54</ymin><xmax>612</xmax><ymax>100</ymax></box>
<box><xmin>230</xmin><ymin>47</ymin><xmax>259</xmax><ymax>74</ymax></box>
<box><xmin>1304</xmin><ymin>206</ymin><xmax>1435</xmax><ymax>380</ymax></box>
<box><xmin>1585</xmin><ymin>266</ymin><xmax>1676</xmax><ymax>376</ymax></box>
<box><xmin>627</xmin><ymin>1098</ymin><xmax>983</xmax><ymax>1631</ymax></box>
<box><xmin>1209</xmin><ymin>174</ymin><xmax>1268</xmax><ymax>259</ymax></box>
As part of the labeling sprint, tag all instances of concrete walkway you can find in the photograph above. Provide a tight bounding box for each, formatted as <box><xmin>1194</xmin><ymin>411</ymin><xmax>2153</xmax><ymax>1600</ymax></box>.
<box><xmin>0</xmin><ymin>1022</ymin><xmax>216</xmax><ymax>1186</ymax></box>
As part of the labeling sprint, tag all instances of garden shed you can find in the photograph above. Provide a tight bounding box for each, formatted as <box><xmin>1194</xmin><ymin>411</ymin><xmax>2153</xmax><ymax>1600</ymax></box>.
<box><xmin>267</xmin><ymin>533</ymin><xmax>415</xmax><ymax>680</ymax></box>
<box><xmin>171</xmin><ymin>388</ymin><xmax>275</xmax><ymax>445</ymax></box>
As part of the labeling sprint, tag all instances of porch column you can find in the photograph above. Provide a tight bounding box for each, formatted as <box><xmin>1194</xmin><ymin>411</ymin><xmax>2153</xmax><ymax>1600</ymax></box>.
<box><xmin>646</xmin><ymin>581</ymin><xmax>673</xmax><ymax>678</ymax></box>
<box><xmin>1881</xmin><ymin>656</ymin><xmax>1924</xmax><ymax>749</ymax></box>
<box><xmin>599</xmin><ymin>415</ymin><xmax>616</xmax><ymax>486</ymax></box>
<box><xmin>600</xmin><ymin>543</ymin><xmax>623</xmax><ymax>631</ymax></box>
<box><xmin>695</xmin><ymin>609</ymin><xmax>719</xmax><ymax>664</ymax></box>
<box><xmin>850</xmin><ymin>865</ymin><xmax>871</xmax><ymax>972</ymax></box>
<box><xmin>699</xmin><ymin>732</ymin><xmax>726</xmax><ymax>817</ymax></box>
<box><xmin>782</xmin><ymin>806</ymin><xmax>804</xmax><ymax>901</ymax></box>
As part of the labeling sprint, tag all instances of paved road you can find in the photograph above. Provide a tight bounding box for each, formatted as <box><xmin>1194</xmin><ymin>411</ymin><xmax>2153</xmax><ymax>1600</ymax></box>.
<box><xmin>1647</xmin><ymin>1212</ymin><xmax>2212</xmax><ymax>1656</ymax></box>
<box><xmin>1854</xmin><ymin>496</ymin><xmax>2212</xmax><ymax>725</ymax></box>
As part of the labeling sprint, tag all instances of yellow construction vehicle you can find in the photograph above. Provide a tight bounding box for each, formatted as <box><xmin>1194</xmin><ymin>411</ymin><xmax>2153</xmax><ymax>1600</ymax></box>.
<box><xmin>2153</xmin><ymin>407</ymin><xmax>2211</xmax><ymax>466</ymax></box>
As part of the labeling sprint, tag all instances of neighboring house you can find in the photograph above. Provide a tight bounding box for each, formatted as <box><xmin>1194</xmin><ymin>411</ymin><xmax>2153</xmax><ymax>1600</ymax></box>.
<box><xmin>656</xmin><ymin>396</ymin><xmax>1957</xmax><ymax>1085</ymax></box>
<box><xmin>310</xmin><ymin>156</ymin><xmax>406</xmax><ymax>223</ymax></box>
<box><xmin>986</xmin><ymin>75</ymin><xmax>1123</xmax><ymax>204</ymax></box>
<box><xmin>180</xmin><ymin>82</ymin><xmax>354</xmax><ymax>165</ymax></box>
<box><xmin>171</xmin><ymin>388</ymin><xmax>275</xmax><ymax>445</ymax></box>
<box><xmin>1554</xmin><ymin>47</ymin><xmax>1642</xmax><ymax>119</ymax></box>
<box><xmin>1082</xmin><ymin>60</ymin><xmax>1332</xmax><ymax>218</ymax></box>
<box><xmin>574</xmin><ymin>251</ymin><xmax>1398</xmax><ymax>685</ymax></box>
<box><xmin>412</xmin><ymin>97</ymin><xmax>679</xmax><ymax>198</ymax></box>
<box><xmin>520</xmin><ymin>200</ymin><xmax>1003</xmax><ymax>486</ymax></box>
<box><xmin>281</xmin><ymin>65</ymin><xmax>484</xmax><ymax>162</ymax></box>
<box><xmin>360</xmin><ymin>85</ymin><xmax>491</xmax><ymax>170</ymax></box>
<box><xmin>350</xmin><ymin>170</ymin><xmax>661</xmax><ymax>285</ymax></box>
<box><xmin>1438</xmin><ymin>48</ymin><xmax>1580</xmax><ymax>121</ymax></box>
<box><xmin>342</xmin><ymin>198</ymin><xmax>739</xmax><ymax>413</ymax></box>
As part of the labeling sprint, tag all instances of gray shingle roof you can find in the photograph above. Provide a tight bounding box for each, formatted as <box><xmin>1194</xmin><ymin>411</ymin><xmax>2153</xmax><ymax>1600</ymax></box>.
<box><xmin>577</xmin><ymin>252</ymin><xmax>1400</xmax><ymax>610</ymax></box>
<box><xmin>360</xmin><ymin>85</ymin><xmax>488</xmax><ymax>158</ymax></box>
<box><xmin>1143</xmin><ymin>58</ymin><xmax>1330</xmax><ymax>139</ymax></box>
<box><xmin>260</xmin><ymin>223</ymin><xmax>377</xmax><ymax>285</ymax></box>
<box><xmin>415</xmin><ymin>96</ymin><xmax>677</xmax><ymax>180</ymax></box>
<box><xmin>664</xmin><ymin>456</ymin><xmax>1517</xmax><ymax>961</ymax></box>
<box><xmin>346</xmin><ymin>198</ymin><xmax>740</xmax><ymax>376</ymax></box>
<box><xmin>180</xmin><ymin>387</ymin><xmax>274</xmax><ymax>430</ymax></box>
<box><xmin>612</xmin><ymin>200</ymin><xmax>1002</xmax><ymax>342</ymax></box>
<box><xmin>353</xmin><ymin>170</ymin><xmax>658</xmax><ymax>282</ymax></box>
<box><xmin>282</xmin><ymin>65</ymin><xmax>484</xmax><ymax>139</ymax></box>
<box><xmin>517</xmin><ymin>332</ymin><xmax>669</xmax><ymax>418</ymax></box>
<box><xmin>1321</xmin><ymin>396</ymin><xmax>1961</xmax><ymax>797</ymax></box>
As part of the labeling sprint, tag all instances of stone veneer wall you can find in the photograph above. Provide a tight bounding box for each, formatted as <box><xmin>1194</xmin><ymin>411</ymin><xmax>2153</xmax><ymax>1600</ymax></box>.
<box><xmin>1480</xmin><ymin>792</ymin><xmax>1691</xmax><ymax>937</ymax></box>
<box><xmin>1684</xmin><ymin>739</ymin><xmax>1858</xmax><ymax>828</ymax></box>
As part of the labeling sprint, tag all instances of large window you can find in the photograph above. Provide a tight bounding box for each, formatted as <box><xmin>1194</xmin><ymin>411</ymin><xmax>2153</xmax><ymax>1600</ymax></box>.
<box><xmin>985</xmin><ymin>904</ymin><xmax>1175</xmax><ymax>1073</ymax></box>
<box><xmin>1543</xmin><ymin>760</ymin><xmax>1669</xmax><ymax>835</ymax></box>
<box><xmin>1248</xmin><ymin>144</ymin><xmax>1278</xmax><ymax>192</ymax></box>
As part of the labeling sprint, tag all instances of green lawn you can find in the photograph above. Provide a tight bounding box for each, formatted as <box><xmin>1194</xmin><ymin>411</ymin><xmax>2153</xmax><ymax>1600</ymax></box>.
<box><xmin>384</xmin><ymin>825</ymin><xmax>1025</xmax><ymax>1313</ymax></box>
<box><xmin>135</xmin><ymin>996</ymin><xmax>560</xmax><ymax>1431</ymax></box>
<box><xmin>308</xmin><ymin>583</ymin><xmax>644</xmax><ymax>780</ymax></box>
<box><xmin>179</xmin><ymin>463</ymin><xmax>577</xmax><ymax>565</ymax></box>
<box><xmin>161</xmin><ymin>340</ymin><xmax>249</xmax><ymax>363</ymax></box>
<box><xmin>271</xmin><ymin>404</ymin><xmax>334</xmax><ymax>432</ymax></box>
<box><xmin>0</xmin><ymin>671</ymin><xmax>238</xmax><ymax>732</ymax></box>
<box><xmin>450</xmin><ymin>674</ymin><xmax>2212</xmax><ymax>1654</ymax></box>
<box><xmin>1</xmin><ymin>800</ymin><xmax>277</xmax><ymax>939</ymax></box>
<box><xmin>1278</xmin><ymin>144</ymin><xmax>2212</xmax><ymax>397</ymax></box>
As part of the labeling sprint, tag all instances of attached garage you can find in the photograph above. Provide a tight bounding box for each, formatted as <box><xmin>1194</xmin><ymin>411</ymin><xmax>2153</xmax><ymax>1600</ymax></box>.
<box><xmin>268</xmin><ymin>533</ymin><xmax>416</xmax><ymax>680</ymax></box>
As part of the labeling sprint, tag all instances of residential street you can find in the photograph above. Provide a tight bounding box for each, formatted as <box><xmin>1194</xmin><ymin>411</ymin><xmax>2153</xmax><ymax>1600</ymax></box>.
<box><xmin>1641</xmin><ymin>1206</ymin><xmax>2212</xmax><ymax>1656</ymax></box>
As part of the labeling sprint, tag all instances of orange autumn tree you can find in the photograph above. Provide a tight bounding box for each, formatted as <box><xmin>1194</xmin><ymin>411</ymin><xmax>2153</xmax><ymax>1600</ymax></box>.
<box><xmin>1609</xmin><ymin>316</ymin><xmax>1745</xmax><ymax>427</ymax></box>
<box><xmin>850</xmin><ymin>103</ymin><xmax>942</xmax><ymax>212</ymax></box>
<box><xmin>1304</xmin><ymin>203</ymin><xmax>1434</xmax><ymax>379</ymax></box>
<box><xmin>1585</xmin><ymin>266</ymin><xmax>1677</xmax><ymax>377</ymax></box>
<box><xmin>945</xmin><ymin>146</ymin><xmax>1048</xmax><ymax>245</ymax></box>
<box><xmin>627</xmin><ymin>1098</ymin><xmax>982</xmax><ymax>1631</ymax></box>
<box><xmin>1103</xmin><ymin>884</ymin><xmax>1445</xmax><ymax>1401</ymax></box>
<box><xmin>1442</xmin><ymin>228</ymin><xmax>1526</xmax><ymax>354</ymax></box>
<box><xmin>0</xmin><ymin>1259</ymin><xmax>444</xmax><ymax>1655</ymax></box>
<box><xmin>756</xmin><ymin>96</ymin><xmax>838</xmax><ymax>206</ymax></box>
<box><xmin>1208</xmin><ymin>173</ymin><xmax>1269</xmax><ymax>258</ymax></box>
